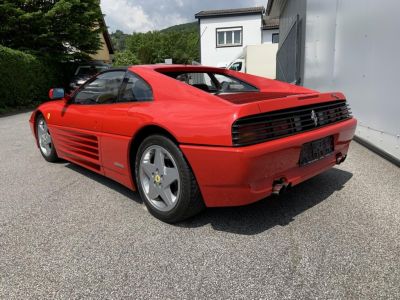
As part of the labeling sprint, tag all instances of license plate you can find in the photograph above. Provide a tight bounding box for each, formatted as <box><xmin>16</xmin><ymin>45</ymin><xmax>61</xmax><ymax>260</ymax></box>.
<box><xmin>299</xmin><ymin>136</ymin><xmax>334</xmax><ymax>166</ymax></box>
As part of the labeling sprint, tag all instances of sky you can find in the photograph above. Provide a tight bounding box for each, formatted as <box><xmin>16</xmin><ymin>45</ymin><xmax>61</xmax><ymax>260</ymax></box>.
<box><xmin>101</xmin><ymin>0</ymin><xmax>268</xmax><ymax>33</ymax></box>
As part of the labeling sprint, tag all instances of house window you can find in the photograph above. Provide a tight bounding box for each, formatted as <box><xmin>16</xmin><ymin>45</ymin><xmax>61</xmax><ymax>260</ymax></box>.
<box><xmin>272</xmin><ymin>33</ymin><xmax>279</xmax><ymax>44</ymax></box>
<box><xmin>216</xmin><ymin>27</ymin><xmax>242</xmax><ymax>47</ymax></box>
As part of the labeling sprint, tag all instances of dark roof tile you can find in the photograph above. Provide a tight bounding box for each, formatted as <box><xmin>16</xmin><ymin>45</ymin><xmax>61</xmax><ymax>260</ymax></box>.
<box><xmin>195</xmin><ymin>7</ymin><xmax>264</xmax><ymax>18</ymax></box>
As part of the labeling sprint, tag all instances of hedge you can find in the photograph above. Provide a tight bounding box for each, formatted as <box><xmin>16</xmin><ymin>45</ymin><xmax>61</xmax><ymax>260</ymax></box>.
<box><xmin>0</xmin><ymin>45</ymin><xmax>64</xmax><ymax>110</ymax></box>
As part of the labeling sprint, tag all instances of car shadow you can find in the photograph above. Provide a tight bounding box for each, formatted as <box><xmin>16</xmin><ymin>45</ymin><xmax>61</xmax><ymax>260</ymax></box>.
<box><xmin>65</xmin><ymin>163</ymin><xmax>352</xmax><ymax>235</ymax></box>
<box><xmin>65</xmin><ymin>163</ymin><xmax>142</xmax><ymax>204</ymax></box>
<box><xmin>179</xmin><ymin>167</ymin><xmax>353</xmax><ymax>235</ymax></box>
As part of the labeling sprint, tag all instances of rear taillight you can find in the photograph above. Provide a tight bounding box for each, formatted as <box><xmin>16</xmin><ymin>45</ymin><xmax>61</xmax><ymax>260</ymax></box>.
<box><xmin>232</xmin><ymin>100</ymin><xmax>352</xmax><ymax>146</ymax></box>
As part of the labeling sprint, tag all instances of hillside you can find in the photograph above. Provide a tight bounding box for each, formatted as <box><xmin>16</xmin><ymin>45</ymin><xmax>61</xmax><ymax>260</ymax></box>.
<box><xmin>160</xmin><ymin>21</ymin><xmax>198</xmax><ymax>33</ymax></box>
<box><xmin>111</xmin><ymin>22</ymin><xmax>199</xmax><ymax>52</ymax></box>
<box><xmin>111</xmin><ymin>21</ymin><xmax>200</xmax><ymax>65</ymax></box>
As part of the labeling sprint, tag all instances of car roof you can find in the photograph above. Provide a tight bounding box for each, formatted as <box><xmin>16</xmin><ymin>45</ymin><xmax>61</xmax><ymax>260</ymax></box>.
<box><xmin>130</xmin><ymin>64</ymin><xmax>224</xmax><ymax>72</ymax></box>
<box><xmin>99</xmin><ymin>65</ymin><xmax>224</xmax><ymax>74</ymax></box>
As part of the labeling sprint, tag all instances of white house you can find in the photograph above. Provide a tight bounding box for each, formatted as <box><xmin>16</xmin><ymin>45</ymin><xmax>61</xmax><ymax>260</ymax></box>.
<box><xmin>195</xmin><ymin>7</ymin><xmax>279</xmax><ymax>68</ymax></box>
<box><xmin>262</xmin><ymin>18</ymin><xmax>280</xmax><ymax>44</ymax></box>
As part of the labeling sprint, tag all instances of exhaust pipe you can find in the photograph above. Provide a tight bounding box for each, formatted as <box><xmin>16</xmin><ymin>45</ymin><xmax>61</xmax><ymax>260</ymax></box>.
<box><xmin>336</xmin><ymin>153</ymin><xmax>347</xmax><ymax>165</ymax></box>
<box><xmin>272</xmin><ymin>178</ymin><xmax>291</xmax><ymax>196</ymax></box>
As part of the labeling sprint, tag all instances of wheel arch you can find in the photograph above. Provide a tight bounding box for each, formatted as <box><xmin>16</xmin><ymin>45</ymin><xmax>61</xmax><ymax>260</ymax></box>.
<box><xmin>32</xmin><ymin>109</ymin><xmax>44</xmax><ymax>146</ymax></box>
<box><xmin>128</xmin><ymin>125</ymin><xmax>180</xmax><ymax>188</ymax></box>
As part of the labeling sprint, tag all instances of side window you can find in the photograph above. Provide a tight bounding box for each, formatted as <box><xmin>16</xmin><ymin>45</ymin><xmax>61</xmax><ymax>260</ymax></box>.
<box><xmin>119</xmin><ymin>72</ymin><xmax>153</xmax><ymax>102</ymax></box>
<box><xmin>74</xmin><ymin>71</ymin><xmax>125</xmax><ymax>104</ymax></box>
<box><xmin>229</xmin><ymin>62</ymin><xmax>242</xmax><ymax>72</ymax></box>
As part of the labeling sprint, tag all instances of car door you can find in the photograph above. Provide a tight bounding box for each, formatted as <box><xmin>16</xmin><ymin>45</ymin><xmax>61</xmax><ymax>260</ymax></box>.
<box><xmin>50</xmin><ymin>70</ymin><xmax>126</xmax><ymax>173</ymax></box>
<box><xmin>100</xmin><ymin>71</ymin><xmax>154</xmax><ymax>187</ymax></box>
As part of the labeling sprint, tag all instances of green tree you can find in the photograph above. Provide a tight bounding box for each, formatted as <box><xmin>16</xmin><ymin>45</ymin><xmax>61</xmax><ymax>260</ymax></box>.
<box><xmin>0</xmin><ymin>0</ymin><xmax>103</xmax><ymax>60</ymax></box>
<box><xmin>111</xmin><ymin>30</ymin><xmax>128</xmax><ymax>52</ymax></box>
<box><xmin>123</xmin><ymin>24</ymin><xmax>200</xmax><ymax>65</ymax></box>
<box><xmin>113</xmin><ymin>51</ymin><xmax>140</xmax><ymax>66</ymax></box>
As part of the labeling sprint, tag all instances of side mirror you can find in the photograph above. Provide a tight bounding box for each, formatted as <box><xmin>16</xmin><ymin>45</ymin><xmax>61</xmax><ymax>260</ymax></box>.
<box><xmin>49</xmin><ymin>88</ymin><xmax>65</xmax><ymax>100</ymax></box>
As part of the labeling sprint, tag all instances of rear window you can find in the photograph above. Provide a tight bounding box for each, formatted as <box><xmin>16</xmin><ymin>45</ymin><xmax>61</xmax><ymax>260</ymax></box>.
<box><xmin>160</xmin><ymin>71</ymin><xmax>258</xmax><ymax>94</ymax></box>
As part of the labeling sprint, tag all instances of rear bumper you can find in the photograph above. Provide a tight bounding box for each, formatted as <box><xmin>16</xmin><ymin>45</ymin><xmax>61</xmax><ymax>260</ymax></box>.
<box><xmin>181</xmin><ymin>118</ymin><xmax>357</xmax><ymax>207</ymax></box>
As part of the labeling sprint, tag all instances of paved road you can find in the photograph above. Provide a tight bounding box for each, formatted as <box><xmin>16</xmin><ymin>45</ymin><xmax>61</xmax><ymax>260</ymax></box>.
<box><xmin>0</xmin><ymin>112</ymin><xmax>399</xmax><ymax>299</ymax></box>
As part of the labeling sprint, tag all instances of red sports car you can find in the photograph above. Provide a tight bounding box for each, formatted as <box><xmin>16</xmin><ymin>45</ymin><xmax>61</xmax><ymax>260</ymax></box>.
<box><xmin>30</xmin><ymin>65</ymin><xmax>357</xmax><ymax>222</ymax></box>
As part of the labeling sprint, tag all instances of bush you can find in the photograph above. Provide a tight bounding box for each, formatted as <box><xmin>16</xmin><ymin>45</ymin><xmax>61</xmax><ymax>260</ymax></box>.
<box><xmin>0</xmin><ymin>45</ymin><xmax>63</xmax><ymax>110</ymax></box>
<box><xmin>113</xmin><ymin>51</ymin><xmax>140</xmax><ymax>67</ymax></box>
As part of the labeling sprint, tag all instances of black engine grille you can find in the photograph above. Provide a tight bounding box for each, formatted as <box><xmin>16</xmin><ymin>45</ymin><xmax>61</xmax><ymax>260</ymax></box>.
<box><xmin>232</xmin><ymin>100</ymin><xmax>352</xmax><ymax>146</ymax></box>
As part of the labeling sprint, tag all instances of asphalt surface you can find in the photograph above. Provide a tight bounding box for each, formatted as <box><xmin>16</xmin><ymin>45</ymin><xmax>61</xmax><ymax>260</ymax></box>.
<box><xmin>0</xmin><ymin>112</ymin><xmax>399</xmax><ymax>299</ymax></box>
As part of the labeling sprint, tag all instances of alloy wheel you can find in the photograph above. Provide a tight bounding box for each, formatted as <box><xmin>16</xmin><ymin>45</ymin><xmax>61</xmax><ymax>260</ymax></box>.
<box><xmin>139</xmin><ymin>145</ymin><xmax>181</xmax><ymax>212</ymax></box>
<box><xmin>37</xmin><ymin>118</ymin><xmax>52</xmax><ymax>156</ymax></box>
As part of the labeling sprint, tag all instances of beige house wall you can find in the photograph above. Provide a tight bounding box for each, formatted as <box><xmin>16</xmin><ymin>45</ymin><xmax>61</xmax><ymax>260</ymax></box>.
<box><xmin>90</xmin><ymin>33</ymin><xmax>112</xmax><ymax>63</ymax></box>
<box><xmin>246</xmin><ymin>43</ymin><xmax>278</xmax><ymax>78</ymax></box>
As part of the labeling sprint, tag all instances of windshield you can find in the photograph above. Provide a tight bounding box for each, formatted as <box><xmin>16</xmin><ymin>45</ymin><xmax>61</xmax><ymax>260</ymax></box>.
<box><xmin>162</xmin><ymin>71</ymin><xmax>258</xmax><ymax>94</ymax></box>
<box><xmin>75</xmin><ymin>66</ymin><xmax>108</xmax><ymax>77</ymax></box>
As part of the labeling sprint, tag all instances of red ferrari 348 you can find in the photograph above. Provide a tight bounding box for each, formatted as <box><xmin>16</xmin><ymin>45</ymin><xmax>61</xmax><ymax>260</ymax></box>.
<box><xmin>30</xmin><ymin>65</ymin><xmax>357</xmax><ymax>222</ymax></box>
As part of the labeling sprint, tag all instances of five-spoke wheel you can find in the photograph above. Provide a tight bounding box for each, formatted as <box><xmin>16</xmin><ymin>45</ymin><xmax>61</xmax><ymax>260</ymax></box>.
<box><xmin>36</xmin><ymin>115</ymin><xmax>59</xmax><ymax>162</ymax></box>
<box><xmin>135</xmin><ymin>135</ymin><xmax>204</xmax><ymax>223</ymax></box>
<box><xmin>139</xmin><ymin>145</ymin><xmax>180</xmax><ymax>212</ymax></box>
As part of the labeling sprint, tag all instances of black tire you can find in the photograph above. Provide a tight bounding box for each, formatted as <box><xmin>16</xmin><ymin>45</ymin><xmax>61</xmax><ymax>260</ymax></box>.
<box><xmin>135</xmin><ymin>134</ymin><xmax>205</xmax><ymax>223</ymax></box>
<box><xmin>36</xmin><ymin>114</ymin><xmax>59</xmax><ymax>163</ymax></box>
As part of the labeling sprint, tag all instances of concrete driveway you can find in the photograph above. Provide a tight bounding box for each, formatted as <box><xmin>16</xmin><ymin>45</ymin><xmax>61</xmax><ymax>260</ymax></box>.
<box><xmin>0</xmin><ymin>112</ymin><xmax>399</xmax><ymax>299</ymax></box>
